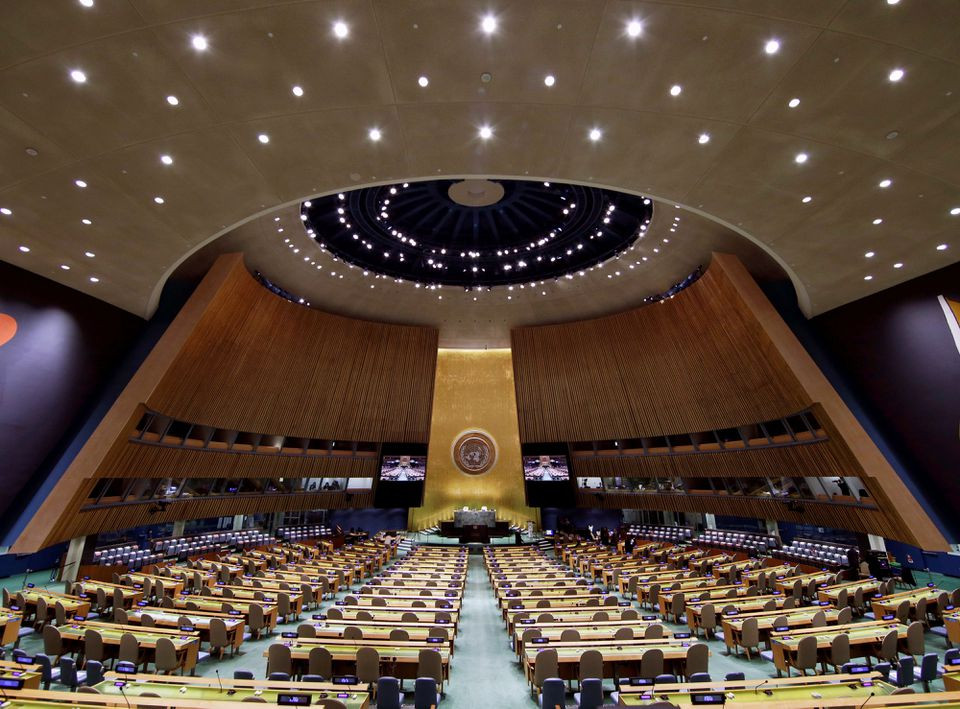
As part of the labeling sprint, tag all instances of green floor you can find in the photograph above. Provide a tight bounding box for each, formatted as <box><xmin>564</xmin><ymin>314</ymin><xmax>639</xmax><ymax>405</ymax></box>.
<box><xmin>3</xmin><ymin>555</ymin><xmax>960</xmax><ymax>707</ymax></box>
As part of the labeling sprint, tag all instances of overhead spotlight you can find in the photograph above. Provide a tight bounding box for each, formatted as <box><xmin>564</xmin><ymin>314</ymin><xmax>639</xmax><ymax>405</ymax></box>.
<box><xmin>888</xmin><ymin>68</ymin><xmax>904</xmax><ymax>82</ymax></box>
<box><xmin>669</xmin><ymin>84</ymin><xmax>682</xmax><ymax>96</ymax></box>
<box><xmin>89</xmin><ymin>276</ymin><xmax>99</xmax><ymax>283</ymax></box>
<box><xmin>85</xmin><ymin>251</ymin><xmax>95</xmax><ymax>258</ymax></box>
<box><xmin>801</xmin><ymin>195</ymin><xmax>812</xmax><ymax>203</ymax></box>
<box><xmin>191</xmin><ymin>34</ymin><xmax>209</xmax><ymax>51</ymax></box>
<box><xmin>160</xmin><ymin>154</ymin><xmax>173</xmax><ymax>165</ymax></box>
<box><xmin>258</xmin><ymin>133</ymin><xmax>270</xmax><ymax>144</ymax></box>
<box><xmin>878</xmin><ymin>178</ymin><xmax>892</xmax><ymax>188</ymax></box>
<box><xmin>70</xmin><ymin>69</ymin><xmax>87</xmax><ymax>83</ymax></box>
<box><xmin>74</xmin><ymin>179</ymin><xmax>87</xmax><ymax>188</ymax></box>
<box><xmin>764</xmin><ymin>39</ymin><xmax>780</xmax><ymax>55</ymax></box>
<box><xmin>418</xmin><ymin>75</ymin><xmax>429</xmax><ymax>88</ymax></box>
<box><xmin>166</xmin><ymin>95</ymin><xmax>180</xmax><ymax>106</ymax></box>
<box><xmin>368</xmin><ymin>127</ymin><xmax>382</xmax><ymax>141</ymax></box>
<box><xmin>950</xmin><ymin>207</ymin><xmax>960</xmax><ymax>216</ymax></box>
<box><xmin>153</xmin><ymin>196</ymin><xmax>165</xmax><ymax>204</ymax></box>
<box><xmin>872</xmin><ymin>218</ymin><xmax>883</xmax><ymax>225</ymax></box>
<box><xmin>893</xmin><ymin>262</ymin><xmax>903</xmax><ymax>268</ymax></box>
<box><xmin>481</xmin><ymin>15</ymin><xmax>497</xmax><ymax>34</ymax></box>
<box><xmin>864</xmin><ymin>275</ymin><xmax>873</xmax><ymax>281</ymax></box>
<box><xmin>698</xmin><ymin>133</ymin><xmax>710</xmax><ymax>144</ymax></box>
<box><xmin>864</xmin><ymin>251</ymin><xmax>875</xmax><ymax>258</ymax></box>
<box><xmin>794</xmin><ymin>152</ymin><xmax>808</xmax><ymax>164</ymax></box>
<box><xmin>78</xmin><ymin>0</ymin><xmax>94</xmax><ymax>6</ymax></box>
<box><xmin>0</xmin><ymin>208</ymin><xmax>11</xmax><ymax>216</ymax></box>
<box><xmin>544</xmin><ymin>74</ymin><xmax>556</xmax><ymax>87</ymax></box>
<box><xmin>478</xmin><ymin>125</ymin><xmax>493</xmax><ymax>140</ymax></box>
<box><xmin>887</xmin><ymin>0</ymin><xmax>900</xmax><ymax>4</ymax></box>
<box><xmin>333</xmin><ymin>21</ymin><xmax>349</xmax><ymax>39</ymax></box>
<box><xmin>291</xmin><ymin>85</ymin><xmax>304</xmax><ymax>97</ymax></box>
<box><xmin>626</xmin><ymin>20</ymin><xmax>642</xmax><ymax>38</ymax></box>
<box><xmin>936</xmin><ymin>243</ymin><xmax>948</xmax><ymax>251</ymax></box>
<box><xmin>788</xmin><ymin>97</ymin><xmax>800</xmax><ymax>108</ymax></box>
<box><xmin>588</xmin><ymin>127</ymin><xmax>602</xmax><ymax>142</ymax></box>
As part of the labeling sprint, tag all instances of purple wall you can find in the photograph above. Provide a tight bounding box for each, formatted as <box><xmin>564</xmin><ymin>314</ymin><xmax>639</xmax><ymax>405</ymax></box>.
<box><xmin>0</xmin><ymin>262</ymin><xmax>143</xmax><ymax>526</ymax></box>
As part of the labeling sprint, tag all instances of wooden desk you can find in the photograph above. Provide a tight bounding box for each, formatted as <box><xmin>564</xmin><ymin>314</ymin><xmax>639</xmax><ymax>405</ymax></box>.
<box><xmin>870</xmin><ymin>586</ymin><xmax>944</xmax><ymax>619</ymax></box>
<box><xmin>0</xmin><ymin>659</ymin><xmax>42</xmax><ymax>689</ymax></box>
<box><xmin>126</xmin><ymin>608</ymin><xmax>245</xmax><ymax>652</ymax></box>
<box><xmin>720</xmin><ymin>606</ymin><xmax>842</xmax><ymax>652</ymax></box>
<box><xmin>0</xmin><ymin>609</ymin><xmax>25</xmax><ymax>646</ymax></box>
<box><xmin>769</xmin><ymin>620</ymin><xmax>907</xmax><ymax>675</ymax></box>
<box><xmin>169</xmin><ymin>597</ymin><xmax>278</xmax><ymax>631</ymax></box>
<box><xmin>57</xmin><ymin>621</ymin><xmax>201</xmax><ymax>674</ymax></box>
<box><xmin>273</xmin><ymin>640</ymin><xmax>450</xmax><ymax>683</ymax></box>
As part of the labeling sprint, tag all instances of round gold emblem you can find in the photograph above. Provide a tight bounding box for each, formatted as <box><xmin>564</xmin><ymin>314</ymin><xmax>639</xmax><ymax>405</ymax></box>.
<box><xmin>452</xmin><ymin>430</ymin><xmax>496</xmax><ymax>476</ymax></box>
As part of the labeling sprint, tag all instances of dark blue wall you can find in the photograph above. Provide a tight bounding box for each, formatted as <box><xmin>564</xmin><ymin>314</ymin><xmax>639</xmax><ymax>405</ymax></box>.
<box><xmin>541</xmin><ymin>507</ymin><xmax>622</xmax><ymax>532</ymax></box>
<box><xmin>329</xmin><ymin>509</ymin><xmax>408</xmax><ymax>534</ymax></box>
<box><xmin>886</xmin><ymin>540</ymin><xmax>960</xmax><ymax>578</ymax></box>
<box><xmin>0</xmin><ymin>542</ymin><xmax>67</xmax><ymax>579</ymax></box>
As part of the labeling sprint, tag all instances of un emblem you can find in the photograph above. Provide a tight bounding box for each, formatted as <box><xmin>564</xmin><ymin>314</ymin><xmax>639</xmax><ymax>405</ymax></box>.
<box><xmin>452</xmin><ymin>430</ymin><xmax>496</xmax><ymax>476</ymax></box>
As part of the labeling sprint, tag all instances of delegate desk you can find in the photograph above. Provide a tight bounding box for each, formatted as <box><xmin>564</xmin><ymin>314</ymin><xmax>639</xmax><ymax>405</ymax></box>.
<box><xmin>684</xmin><ymin>595</ymin><xmax>790</xmax><ymax>634</ymax></box>
<box><xmin>817</xmin><ymin>579</ymin><xmax>882</xmax><ymax>606</ymax></box>
<box><xmin>274</xmin><ymin>640</ymin><xmax>451</xmax><ymax>684</ymax></box>
<box><xmin>0</xmin><ymin>609</ymin><xmax>24</xmax><ymax>647</ymax></box>
<box><xmin>870</xmin><ymin>586</ymin><xmax>945</xmax><ymax>619</ymax></box>
<box><xmin>0</xmin><ymin>659</ymin><xmax>42</xmax><ymax>689</ymax></box>
<box><xmin>513</xmin><ymin>620</ymin><xmax>669</xmax><ymax>659</ymax></box>
<box><xmin>126</xmin><ymin>607</ymin><xmax>245</xmax><ymax>653</ymax></box>
<box><xmin>720</xmin><ymin>606</ymin><xmax>843</xmax><ymax>653</ymax></box>
<box><xmin>301</xmin><ymin>621</ymin><xmax>455</xmax><ymax>650</ymax></box>
<box><xmin>327</xmin><ymin>607</ymin><xmax>459</xmax><ymax>632</ymax></box>
<box><xmin>57</xmin><ymin>621</ymin><xmax>201</xmax><ymax>674</ymax></box>
<box><xmin>769</xmin><ymin>620</ymin><xmax>908</xmax><ymax>676</ymax></box>
<box><xmin>168</xmin><ymin>597</ymin><xmax>279</xmax><ymax>631</ymax></box>
<box><xmin>14</xmin><ymin>591</ymin><xmax>91</xmax><ymax>621</ymax></box>
<box><xmin>201</xmin><ymin>586</ymin><xmax>303</xmax><ymax>615</ymax></box>
<box><xmin>615</xmin><ymin>673</ymin><xmax>895</xmax><ymax>706</ymax></box>
<box><xmin>74</xmin><ymin>583</ymin><xmax>143</xmax><ymax>610</ymax></box>
<box><xmin>98</xmin><ymin>673</ymin><xmax>369</xmax><ymax>709</ymax></box>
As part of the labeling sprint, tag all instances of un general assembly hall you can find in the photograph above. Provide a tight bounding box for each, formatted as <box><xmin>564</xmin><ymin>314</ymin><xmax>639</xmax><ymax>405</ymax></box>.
<box><xmin>1</xmin><ymin>2</ymin><xmax>960</xmax><ymax>708</ymax></box>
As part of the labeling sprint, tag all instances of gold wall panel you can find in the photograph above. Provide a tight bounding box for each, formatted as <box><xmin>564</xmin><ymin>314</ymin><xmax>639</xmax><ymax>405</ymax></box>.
<box><xmin>410</xmin><ymin>349</ymin><xmax>538</xmax><ymax>530</ymax></box>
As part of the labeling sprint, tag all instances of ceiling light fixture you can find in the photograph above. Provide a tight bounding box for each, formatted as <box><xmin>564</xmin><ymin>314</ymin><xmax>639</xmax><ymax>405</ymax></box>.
<box><xmin>936</xmin><ymin>243</ymin><xmax>948</xmax><ymax>251</ymax></box>
<box><xmin>166</xmin><ymin>95</ymin><xmax>180</xmax><ymax>106</ymax></box>
<box><xmin>74</xmin><ymin>179</ymin><xmax>87</xmax><ymax>188</ymax></box>
<box><xmin>81</xmin><ymin>218</ymin><xmax>92</xmax><ymax>225</ymax></box>
<box><xmin>865</xmin><ymin>251</ymin><xmax>875</xmax><ymax>258</ymax></box>
<box><xmin>333</xmin><ymin>21</ymin><xmax>349</xmax><ymax>39</ymax></box>
<box><xmin>864</xmin><ymin>275</ymin><xmax>873</xmax><ymax>281</ymax></box>
<box><xmin>418</xmin><ymin>75</ymin><xmax>429</xmax><ymax>88</ymax></box>
<box><xmin>893</xmin><ymin>262</ymin><xmax>903</xmax><ymax>268</ymax></box>
<box><xmin>78</xmin><ymin>0</ymin><xmax>94</xmax><ymax>6</ymax></box>
<box><xmin>872</xmin><ymin>217</ymin><xmax>883</xmax><ymax>225</ymax></box>
<box><xmin>588</xmin><ymin>127</ymin><xmax>602</xmax><ymax>142</ymax></box>
<box><xmin>258</xmin><ymin>133</ymin><xmax>270</xmax><ymax>144</ymax></box>
<box><xmin>191</xmin><ymin>34</ymin><xmax>208</xmax><ymax>51</ymax></box>
<box><xmin>670</xmin><ymin>84</ymin><xmax>682</xmax><ymax>96</ymax></box>
<box><xmin>368</xmin><ymin>127</ymin><xmax>382</xmax><ymax>141</ymax></box>
<box><xmin>802</xmin><ymin>195</ymin><xmax>812</xmax><ymax>203</ymax></box>
<box><xmin>89</xmin><ymin>276</ymin><xmax>100</xmax><ymax>283</ymax></box>
<box><xmin>160</xmin><ymin>154</ymin><xmax>173</xmax><ymax>165</ymax></box>
<box><xmin>794</xmin><ymin>152</ymin><xmax>808</xmax><ymax>164</ymax></box>
<box><xmin>60</xmin><ymin>264</ymin><xmax>71</xmax><ymax>270</ymax></box>
<box><xmin>950</xmin><ymin>207</ymin><xmax>960</xmax><ymax>216</ymax></box>
<box><xmin>879</xmin><ymin>179</ymin><xmax>892</xmax><ymax>188</ymax></box>
<box><xmin>481</xmin><ymin>15</ymin><xmax>497</xmax><ymax>34</ymax></box>
<box><xmin>788</xmin><ymin>97</ymin><xmax>800</xmax><ymax>108</ymax></box>
<box><xmin>85</xmin><ymin>251</ymin><xmax>95</xmax><ymax>258</ymax></box>
<box><xmin>291</xmin><ymin>85</ymin><xmax>304</xmax><ymax>97</ymax></box>
<box><xmin>478</xmin><ymin>125</ymin><xmax>493</xmax><ymax>140</ymax></box>
<box><xmin>626</xmin><ymin>20</ymin><xmax>642</xmax><ymax>38</ymax></box>
<box><xmin>18</xmin><ymin>245</ymin><xmax>29</xmax><ymax>252</ymax></box>
<box><xmin>153</xmin><ymin>196</ymin><xmax>165</xmax><ymax>204</ymax></box>
<box><xmin>544</xmin><ymin>75</ymin><xmax>555</xmax><ymax>87</ymax></box>
<box><xmin>70</xmin><ymin>69</ymin><xmax>87</xmax><ymax>83</ymax></box>
<box><xmin>0</xmin><ymin>208</ymin><xmax>11</xmax><ymax>216</ymax></box>
<box><xmin>888</xmin><ymin>68</ymin><xmax>904</xmax><ymax>82</ymax></box>
<box><xmin>698</xmin><ymin>133</ymin><xmax>710</xmax><ymax>144</ymax></box>
<box><xmin>765</xmin><ymin>39</ymin><xmax>780</xmax><ymax>55</ymax></box>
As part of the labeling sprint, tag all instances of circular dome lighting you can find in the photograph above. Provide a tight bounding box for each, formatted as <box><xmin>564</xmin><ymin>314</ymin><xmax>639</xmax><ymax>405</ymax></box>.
<box><xmin>160</xmin><ymin>154</ymin><xmax>173</xmax><ymax>165</ymax></box>
<box><xmin>191</xmin><ymin>35</ymin><xmax>208</xmax><ymax>51</ymax></box>
<box><xmin>78</xmin><ymin>0</ymin><xmax>94</xmax><ymax>6</ymax></box>
<box><xmin>478</xmin><ymin>125</ymin><xmax>493</xmax><ymax>140</ymax></box>
<box><xmin>368</xmin><ymin>127</ymin><xmax>382</xmax><ymax>141</ymax></box>
<box><xmin>291</xmin><ymin>85</ymin><xmax>304</xmax><ymax>97</ymax></box>
<box><xmin>481</xmin><ymin>15</ymin><xmax>497</xmax><ymax>34</ymax></box>
<box><xmin>893</xmin><ymin>262</ymin><xmax>903</xmax><ymax>268</ymax></box>
<box><xmin>864</xmin><ymin>275</ymin><xmax>873</xmax><ymax>281</ymax></box>
<box><xmin>864</xmin><ymin>251</ymin><xmax>875</xmax><ymax>258</ymax></box>
<box><xmin>878</xmin><ymin>179</ymin><xmax>892</xmax><ymax>188</ymax></box>
<box><xmin>936</xmin><ymin>243</ymin><xmax>948</xmax><ymax>251</ymax></box>
<box><xmin>166</xmin><ymin>95</ymin><xmax>180</xmax><ymax>106</ymax></box>
<box><xmin>333</xmin><ymin>21</ymin><xmax>349</xmax><ymax>39</ymax></box>
<box><xmin>888</xmin><ymin>68</ymin><xmax>904</xmax><ymax>82</ymax></box>
<box><xmin>70</xmin><ymin>69</ymin><xmax>87</xmax><ymax>83</ymax></box>
<box><xmin>764</xmin><ymin>39</ymin><xmax>780</xmax><ymax>55</ymax></box>
<box><xmin>258</xmin><ymin>133</ymin><xmax>270</xmax><ymax>144</ymax></box>
<box><xmin>418</xmin><ymin>76</ymin><xmax>429</xmax><ymax>88</ymax></box>
<box><xmin>788</xmin><ymin>97</ymin><xmax>800</xmax><ymax>108</ymax></box>
<box><xmin>544</xmin><ymin>75</ymin><xmax>556</xmax><ymax>87</ymax></box>
<box><xmin>0</xmin><ymin>208</ymin><xmax>12</xmax><ymax>216</ymax></box>
<box><xmin>19</xmin><ymin>245</ymin><xmax>30</xmax><ymax>252</ymax></box>
<box><xmin>801</xmin><ymin>195</ymin><xmax>812</xmax><ymax>203</ymax></box>
<box><xmin>588</xmin><ymin>127</ymin><xmax>602</xmax><ymax>142</ymax></box>
<box><xmin>81</xmin><ymin>218</ymin><xmax>92</xmax><ymax>225</ymax></box>
<box><xmin>872</xmin><ymin>218</ymin><xmax>883</xmax><ymax>225</ymax></box>
<box><xmin>153</xmin><ymin>196</ymin><xmax>165</xmax><ymax>204</ymax></box>
<box><xmin>89</xmin><ymin>276</ymin><xmax>100</xmax><ymax>283</ymax></box>
<box><xmin>626</xmin><ymin>20</ymin><xmax>642</xmax><ymax>38</ymax></box>
<box><xmin>698</xmin><ymin>133</ymin><xmax>710</xmax><ymax>144</ymax></box>
<box><xmin>74</xmin><ymin>179</ymin><xmax>87</xmax><ymax>188</ymax></box>
<box><xmin>670</xmin><ymin>84</ymin><xmax>682</xmax><ymax>96</ymax></box>
<box><xmin>795</xmin><ymin>152</ymin><xmax>808</xmax><ymax>164</ymax></box>
<box><xmin>950</xmin><ymin>207</ymin><xmax>960</xmax><ymax>216</ymax></box>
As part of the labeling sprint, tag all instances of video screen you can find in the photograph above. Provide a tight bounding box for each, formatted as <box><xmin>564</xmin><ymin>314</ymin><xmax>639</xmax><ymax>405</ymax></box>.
<box><xmin>379</xmin><ymin>455</ymin><xmax>427</xmax><ymax>482</ymax></box>
<box><xmin>523</xmin><ymin>455</ymin><xmax>570</xmax><ymax>481</ymax></box>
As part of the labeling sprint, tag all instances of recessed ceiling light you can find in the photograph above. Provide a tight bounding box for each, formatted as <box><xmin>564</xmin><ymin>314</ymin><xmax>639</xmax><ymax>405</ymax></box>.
<box><xmin>153</xmin><ymin>196</ymin><xmax>165</xmax><ymax>204</ymax></box>
<box><xmin>368</xmin><ymin>127</ymin><xmax>382</xmax><ymax>141</ymax></box>
<box><xmin>78</xmin><ymin>0</ymin><xmax>94</xmax><ymax>6</ymax></box>
<box><xmin>887</xmin><ymin>0</ymin><xmax>900</xmax><ymax>4</ymax></box>
<box><xmin>85</xmin><ymin>251</ymin><xmax>95</xmax><ymax>258</ymax></box>
<box><xmin>166</xmin><ymin>95</ymin><xmax>180</xmax><ymax>106</ymax></box>
<box><xmin>544</xmin><ymin>75</ymin><xmax>556</xmax><ymax>87</ymax></box>
<box><xmin>18</xmin><ymin>245</ymin><xmax>29</xmax><ymax>253</ymax></box>
<box><xmin>872</xmin><ymin>218</ymin><xmax>883</xmax><ymax>225</ymax></box>
<box><xmin>801</xmin><ymin>195</ymin><xmax>813</xmax><ymax>203</ymax></box>
<box><xmin>950</xmin><ymin>207</ymin><xmax>960</xmax><ymax>215</ymax></box>
<box><xmin>481</xmin><ymin>15</ymin><xmax>497</xmax><ymax>34</ymax></box>
<box><xmin>888</xmin><ymin>68</ymin><xmax>904</xmax><ymax>82</ymax></box>
<box><xmin>333</xmin><ymin>21</ymin><xmax>349</xmax><ymax>39</ymax></box>
<box><xmin>60</xmin><ymin>264</ymin><xmax>71</xmax><ymax>270</ymax></box>
<box><xmin>81</xmin><ymin>218</ymin><xmax>92</xmax><ymax>225</ymax></box>
<box><xmin>588</xmin><ymin>127</ymin><xmax>602</xmax><ymax>142</ymax></box>
<box><xmin>478</xmin><ymin>125</ymin><xmax>493</xmax><ymax>140</ymax></box>
<box><xmin>160</xmin><ymin>154</ymin><xmax>173</xmax><ymax>165</ymax></box>
<box><xmin>0</xmin><ymin>208</ymin><xmax>11</xmax><ymax>216</ymax></box>
<box><xmin>794</xmin><ymin>152</ymin><xmax>808</xmax><ymax>164</ymax></box>
<box><xmin>878</xmin><ymin>179</ymin><xmax>892</xmax><ymax>188</ymax></box>
<box><xmin>864</xmin><ymin>275</ymin><xmax>873</xmax><ymax>281</ymax></box>
<box><xmin>291</xmin><ymin>85</ymin><xmax>304</xmax><ymax>97</ymax></box>
<box><xmin>258</xmin><ymin>133</ymin><xmax>270</xmax><ymax>144</ymax></box>
<box><xmin>698</xmin><ymin>133</ymin><xmax>710</xmax><ymax>144</ymax></box>
<box><xmin>70</xmin><ymin>69</ymin><xmax>87</xmax><ymax>83</ymax></box>
<box><xmin>670</xmin><ymin>84</ymin><xmax>682</xmax><ymax>96</ymax></box>
<box><xmin>191</xmin><ymin>35</ymin><xmax>208</xmax><ymax>51</ymax></box>
<box><xmin>418</xmin><ymin>75</ymin><xmax>429</xmax><ymax>88</ymax></box>
<box><xmin>74</xmin><ymin>179</ymin><xmax>87</xmax><ymax>188</ymax></box>
<box><xmin>788</xmin><ymin>97</ymin><xmax>800</xmax><ymax>108</ymax></box>
<box><xmin>864</xmin><ymin>251</ymin><xmax>875</xmax><ymax>258</ymax></box>
<box><xmin>893</xmin><ymin>262</ymin><xmax>903</xmax><ymax>268</ymax></box>
<box><xmin>936</xmin><ymin>243</ymin><xmax>948</xmax><ymax>251</ymax></box>
<box><xmin>764</xmin><ymin>39</ymin><xmax>781</xmax><ymax>55</ymax></box>
<box><xmin>626</xmin><ymin>20</ymin><xmax>642</xmax><ymax>38</ymax></box>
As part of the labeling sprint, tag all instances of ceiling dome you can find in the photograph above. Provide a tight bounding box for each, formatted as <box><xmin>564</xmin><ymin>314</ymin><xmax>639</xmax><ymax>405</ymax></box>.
<box><xmin>301</xmin><ymin>179</ymin><xmax>653</xmax><ymax>288</ymax></box>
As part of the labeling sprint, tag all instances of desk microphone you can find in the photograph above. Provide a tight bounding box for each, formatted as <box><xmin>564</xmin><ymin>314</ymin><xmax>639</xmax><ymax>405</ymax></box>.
<box><xmin>753</xmin><ymin>678</ymin><xmax>771</xmax><ymax>695</ymax></box>
<box><xmin>117</xmin><ymin>683</ymin><xmax>132</xmax><ymax>709</ymax></box>
<box><xmin>857</xmin><ymin>691</ymin><xmax>875</xmax><ymax>709</ymax></box>
<box><xmin>216</xmin><ymin>669</ymin><xmax>224</xmax><ymax>693</ymax></box>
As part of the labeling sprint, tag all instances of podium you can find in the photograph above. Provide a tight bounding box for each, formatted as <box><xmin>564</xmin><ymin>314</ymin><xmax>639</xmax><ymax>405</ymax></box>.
<box><xmin>453</xmin><ymin>509</ymin><xmax>496</xmax><ymax>528</ymax></box>
<box><xmin>440</xmin><ymin>508</ymin><xmax>509</xmax><ymax>543</ymax></box>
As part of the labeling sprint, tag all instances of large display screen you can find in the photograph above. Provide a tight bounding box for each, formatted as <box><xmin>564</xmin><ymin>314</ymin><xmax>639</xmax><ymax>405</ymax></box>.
<box><xmin>523</xmin><ymin>455</ymin><xmax>570</xmax><ymax>481</ymax></box>
<box><xmin>379</xmin><ymin>455</ymin><xmax>427</xmax><ymax>482</ymax></box>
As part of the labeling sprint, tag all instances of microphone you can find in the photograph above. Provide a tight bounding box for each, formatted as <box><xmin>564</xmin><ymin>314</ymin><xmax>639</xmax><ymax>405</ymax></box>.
<box><xmin>753</xmin><ymin>678</ymin><xmax>771</xmax><ymax>695</ymax></box>
<box><xmin>857</xmin><ymin>692</ymin><xmax>875</xmax><ymax>709</ymax></box>
<box><xmin>216</xmin><ymin>669</ymin><xmax>224</xmax><ymax>693</ymax></box>
<box><xmin>20</xmin><ymin>568</ymin><xmax>32</xmax><ymax>591</ymax></box>
<box><xmin>118</xmin><ymin>683</ymin><xmax>132</xmax><ymax>709</ymax></box>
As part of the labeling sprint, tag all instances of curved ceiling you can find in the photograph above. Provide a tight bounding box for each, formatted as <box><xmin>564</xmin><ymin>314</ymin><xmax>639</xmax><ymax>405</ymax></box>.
<box><xmin>0</xmin><ymin>0</ymin><xmax>958</xmax><ymax>328</ymax></box>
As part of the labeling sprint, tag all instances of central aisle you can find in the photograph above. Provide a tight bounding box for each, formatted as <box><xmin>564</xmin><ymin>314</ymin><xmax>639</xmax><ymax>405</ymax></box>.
<box><xmin>443</xmin><ymin>552</ymin><xmax>536</xmax><ymax>709</ymax></box>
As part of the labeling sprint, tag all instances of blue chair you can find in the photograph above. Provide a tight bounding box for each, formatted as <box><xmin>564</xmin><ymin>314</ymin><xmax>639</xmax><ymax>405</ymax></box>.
<box><xmin>574</xmin><ymin>677</ymin><xmax>603</xmax><ymax>709</ymax></box>
<box><xmin>85</xmin><ymin>660</ymin><xmax>104</xmax><ymax>686</ymax></box>
<box><xmin>59</xmin><ymin>657</ymin><xmax>87</xmax><ymax>691</ymax></box>
<box><xmin>11</xmin><ymin>649</ymin><xmax>28</xmax><ymax>662</ymax></box>
<box><xmin>233</xmin><ymin>671</ymin><xmax>254</xmax><ymax>680</ymax></box>
<box><xmin>889</xmin><ymin>656</ymin><xmax>915</xmax><ymax>688</ymax></box>
<box><xmin>689</xmin><ymin>672</ymin><xmax>712</xmax><ymax>683</ymax></box>
<box><xmin>415</xmin><ymin>677</ymin><xmax>441</xmax><ymax>709</ymax></box>
<box><xmin>724</xmin><ymin>672</ymin><xmax>745</xmax><ymax>681</ymax></box>
<box><xmin>914</xmin><ymin>653</ymin><xmax>942</xmax><ymax>691</ymax></box>
<box><xmin>874</xmin><ymin>663</ymin><xmax>892</xmax><ymax>681</ymax></box>
<box><xmin>34</xmin><ymin>654</ymin><xmax>60</xmax><ymax>690</ymax></box>
<box><xmin>302</xmin><ymin>675</ymin><xmax>325</xmax><ymax>683</ymax></box>
<box><xmin>537</xmin><ymin>677</ymin><xmax>564</xmax><ymax>709</ymax></box>
<box><xmin>267</xmin><ymin>672</ymin><xmax>290</xmax><ymax>681</ymax></box>
<box><xmin>376</xmin><ymin>677</ymin><xmax>402</xmax><ymax>709</ymax></box>
<box><xmin>655</xmin><ymin>674</ymin><xmax>677</xmax><ymax>684</ymax></box>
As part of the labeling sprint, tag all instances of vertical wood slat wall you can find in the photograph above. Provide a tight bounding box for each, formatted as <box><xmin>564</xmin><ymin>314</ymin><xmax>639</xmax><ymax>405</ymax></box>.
<box><xmin>148</xmin><ymin>264</ymin><xmax>438</xmax><ymax>442</ymax></box>
<box><xmin>511</xmin><ymin>262</ymin><xmax>810</xmax><ymax>442</ymax></box>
